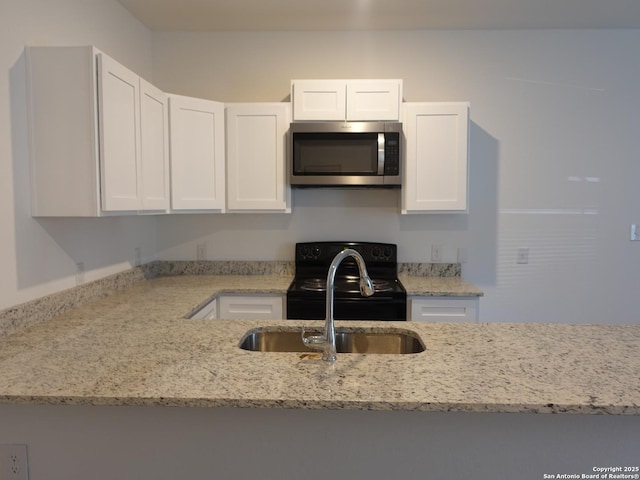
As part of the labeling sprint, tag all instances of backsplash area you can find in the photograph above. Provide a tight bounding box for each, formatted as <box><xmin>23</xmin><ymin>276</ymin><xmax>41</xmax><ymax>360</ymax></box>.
<box><xmin>0</xmin><ymin>261</ymin><xmax>460</xmax><ymax>337</ymax></box>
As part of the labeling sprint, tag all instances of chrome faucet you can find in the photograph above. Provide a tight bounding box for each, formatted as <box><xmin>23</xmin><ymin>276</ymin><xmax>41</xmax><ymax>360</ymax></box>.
<box><xmin>302</xmin><ymin>249</ymin><xmax>375</xmax><ymax>361</ymax></box>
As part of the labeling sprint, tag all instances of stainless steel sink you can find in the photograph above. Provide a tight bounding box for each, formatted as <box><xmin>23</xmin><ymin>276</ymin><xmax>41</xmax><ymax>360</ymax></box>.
<box><xmin>238</xmin><ymin>328</ymin><xmax>425</xmax><ymax>354</ymax></box>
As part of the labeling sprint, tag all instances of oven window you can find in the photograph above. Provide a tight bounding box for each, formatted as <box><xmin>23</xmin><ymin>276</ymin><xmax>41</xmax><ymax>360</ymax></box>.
<box><xmin>292</xmin><ymin>133</ymin><xmax>378</xmax><ymax>175</ymax></box>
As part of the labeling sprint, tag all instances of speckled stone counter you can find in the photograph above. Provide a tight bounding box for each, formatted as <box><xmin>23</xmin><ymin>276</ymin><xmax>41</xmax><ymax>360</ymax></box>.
<box><xmin>0</xmin><ymin>275</ymin><xmax>637</xmax><ymax>414</ymax></box>
<box><xmin>400</xmin><ymin>275</ymin><xmax>483</xmax><ymax>296</ymax></box>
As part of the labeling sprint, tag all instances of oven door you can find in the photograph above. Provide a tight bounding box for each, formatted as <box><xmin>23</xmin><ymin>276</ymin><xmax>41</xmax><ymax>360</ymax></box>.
<box><xmin>287</xmin><ymin>296</ymin><xmax>407</xmax><ymax>321</ymax></box>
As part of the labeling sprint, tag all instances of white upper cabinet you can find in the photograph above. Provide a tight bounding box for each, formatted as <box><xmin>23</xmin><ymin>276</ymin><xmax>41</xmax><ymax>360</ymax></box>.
<box><xmin>402</xmin><ymin>102</ymin><xmax>470</xmax><ymax>214</ymax></box>
<box><xmin>345</xmin><ymin>80</ymin><xmax>403</xmax><ymax>121</ymax></box>
<box><xmin>26</xmin><ymin>46</ymin><xmax>169</xmax><ymax>216</ymax></box>
<box><xmin>291</xmin><ymin>79</ymin><xmax>402</xmax><ymax>122</ymax></box>
<box><xmin>291</xmin><ymin>80</ymin><xmax>345</xmax><ymax>121</ymax></box>
<box><xmin>169</xmin><ymin>94</ymin><xmax>226</xmax><ymax>212</ymax></box>
<box><xmin>225</xmin><ymin>103</ymin><xmax>291</xmax><ymax>212</ymax></box>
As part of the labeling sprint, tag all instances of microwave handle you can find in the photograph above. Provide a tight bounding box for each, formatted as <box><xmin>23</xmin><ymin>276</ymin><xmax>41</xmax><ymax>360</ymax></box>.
<box><xmin>377</xmin><ymin>133</ymin><xmax>385</xmax><ymax>175</ymax></box>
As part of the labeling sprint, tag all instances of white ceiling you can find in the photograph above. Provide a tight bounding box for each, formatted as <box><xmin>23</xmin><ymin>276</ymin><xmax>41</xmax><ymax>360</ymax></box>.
<box><xmin>117</xmin><ymin>0</ymin><xmax>640</xmax><ymax>31</ymax></box>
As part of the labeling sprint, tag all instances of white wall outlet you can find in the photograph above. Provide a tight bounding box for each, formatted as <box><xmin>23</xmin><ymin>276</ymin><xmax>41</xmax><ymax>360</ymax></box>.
<box><xmin>0</xmin><ymin>444</ymin><xmax>29</xmax><ymax>480</ymax></box>
<box><xmin>197</xmin><ymin>243</ymin><xmax>207</xmax><ymax>261</ymax></box>
<box><xmin>457</xmin><ymin>247</ymin><xmax>468</xmax><ymax>263</ymax></box>
<box><xmin>431</xmin><ymin>245</ymin><xmax>443</xmax><ymax>262</ymax></box>
<box><xmin>517</xmin><ymin>247</ymin><xmax>530</xmax><ymax>264</ymax></box>
<box><xmin>75</xmin><ymin>261</ymin><xmax>85</xmax><ymax>285</ymax></box>
<box><xmin>631</xmin><ymin>224</ymin><xmax>640</xmax><ymax>241</ymax></box>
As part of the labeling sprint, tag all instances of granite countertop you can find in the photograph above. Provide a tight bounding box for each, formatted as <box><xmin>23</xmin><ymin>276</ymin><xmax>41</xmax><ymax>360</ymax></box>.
<box><xmin>0</xmin><ymin>275</ymin><xmax>638</xmax><ymax>415</ymax></box>
<box><xmin>400</xmin><ymin>275</ymin><xmax>483</xmax><ymax>296</ymax></box>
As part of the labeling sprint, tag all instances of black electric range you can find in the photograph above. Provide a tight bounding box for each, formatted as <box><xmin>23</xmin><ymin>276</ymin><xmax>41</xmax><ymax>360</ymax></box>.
<box><xmin>286</xmin><ymin>241</ymin><xmax>407</xmax><ymax>321</ymax></box>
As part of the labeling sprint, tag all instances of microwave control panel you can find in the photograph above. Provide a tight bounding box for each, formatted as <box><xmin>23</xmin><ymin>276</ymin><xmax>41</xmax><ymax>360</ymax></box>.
<box><xmin>384</xmin><ymin>132</ymin><xmax>400</xmax><ymax>175</ymax></box>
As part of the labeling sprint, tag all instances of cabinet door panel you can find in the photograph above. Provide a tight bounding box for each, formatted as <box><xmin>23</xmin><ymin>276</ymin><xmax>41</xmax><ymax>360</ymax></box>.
<box><xmin>226</xmin><ymin>103</ymin><xmax>290</xmax><ymax>211</ymax></box>
<box><xmin>291</xmin><ymin>80</ymin><xmax>346</xmax><ymax>121</ymax></box>
<box><xmin>410</xmin><ymin>297</ymin><xmax>478</xmax><ymax>322</ymax></box>
<box><xmin>403</xmin><ymin>102</ymin><xmax>469</xmax><ymax>213</ymax></box>
<box><xmin>97</xmin><ymin>53</ymin><xmax>140</xmax><ymax>211</ymax></box>
<box><xmin>169</xmin><ymin>95</ymin><xmax>225</xmax><ymax>211</ymax></box>
<box><xmin>139</xmin><ymin>79</ymin><xmax>169</xmax><ymax>211</ymax></box>
<box><xmin>346</xmin><ymin>80</ymin><xmax>402</xmax><ymax>121</ymax></box>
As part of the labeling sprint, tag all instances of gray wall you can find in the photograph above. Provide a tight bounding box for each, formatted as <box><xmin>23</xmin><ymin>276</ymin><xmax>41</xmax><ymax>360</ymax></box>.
<box><xmin>1</xmin><ymin>404</ymin><xmax>638</xmax><ymax>480</ymax></box>
<box><xmin>152</xmin><ymin>30</ymin><xmax>640</xmax><ymax>324</ymax></box>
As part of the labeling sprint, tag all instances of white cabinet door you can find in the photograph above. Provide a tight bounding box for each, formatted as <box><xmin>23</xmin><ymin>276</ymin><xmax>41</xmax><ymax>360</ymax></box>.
<box><xmin>402</xmin><ymin>102</ymin><xmax>469</xmax><ymax>213</ymax></box>
<box><xmin>225</xmin><ymin>103</ymin><xmax>291</xmax><ymax>212</ymax></box>
<box><xmin>409</xmin><ymin>296</ymin><xmax>478</xmax><ymax>322</ymax></box>
<box><xmin>218</xmin><ymin>295</ymin><xmax>284</xmax><ymax>320</ymax></box>
<box><xmin>97</xmin><ymin>53</ymin><xmax>141</xmax><ymax>212</ymax></box>
<box><xmin>346</xmin><ymin>80</ymin><xmax>402</xmax><ymax>121</ymax></box>
<box><xmin>291</xmin><ymin>80</ymin><xmax>346</xmax><ymax>121</ymax></box>
<box><xmin>139</xmin><ymin>79</ymin><xmax>170</xmax><ymax>211</ymax></box>
<box><xmin>169</xmin><ymin>95</ymin><xmax>226</xmax><ymax>211</ymax></box>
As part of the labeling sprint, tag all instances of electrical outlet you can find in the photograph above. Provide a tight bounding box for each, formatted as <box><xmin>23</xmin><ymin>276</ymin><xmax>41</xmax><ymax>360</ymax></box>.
<box><xmin>431</xmin><ymin>245</ymin><xmax>443</xmax><ymax>262</ymax></box>
<box><xmin>197</xmin><ymin>243</ymin><xmax>207</xmax><ymax>261</ymax></box>
<box><xmin>75</xmin><ymin>261</ymin><xmax>85</xmax><ymax>285</ymax></box>
<box><xmin>457</xmin><ymin>247</ymin><xmax>468</xmax><ymax>263</ymax></box>
<box><xmin>1</xmin><ymin>444</ymin><xmax>29</xmax><ymax>480</ymax></box>
<box><xmin>631</xmin><ymin>224</ymin><xmax>640</xmax><ymax>241</ymax></box>
<box><xmin>517</xmin><ymin>247</ymin><xmax>529</xmax><ymax>264</ymax></box>
<box><xmin>134</xmin><ymin>247</ymin><xmax>142</xmax><ymax>267</ymax></box>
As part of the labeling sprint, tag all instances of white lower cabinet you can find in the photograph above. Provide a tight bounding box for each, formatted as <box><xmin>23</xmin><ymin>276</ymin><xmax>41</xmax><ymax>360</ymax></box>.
<box><xmin>402</xmin><ymin>102</ymin><xmax>470</xmax><ymax>214</ymax></box>
<box><xmin>225</xmin><ymin>103</ymin><xmax>291</xmax><ymax>212</ymax></box>
<box><xmin>219</xmin><ymin>295</ymin><xmax>284</xmax><ymax>320</ymax></box>
<box><xmin>409</xmin><ymin>296</ymin><xmax>478</xmax><ymax>322</ymax></box>
<box><xmin>192</xmin><ymin>295</ymin><xmax>284</xmax><ymax>320</ymax></box>
<box><xmin>26</xmin><ymin>46</ymin><xmax>169</xmax><ymax>216</ymax></box>
<box><xmin>169</xmin><ymin>94</ymin><xmax>226</xmax><ymax>212</ymax></box>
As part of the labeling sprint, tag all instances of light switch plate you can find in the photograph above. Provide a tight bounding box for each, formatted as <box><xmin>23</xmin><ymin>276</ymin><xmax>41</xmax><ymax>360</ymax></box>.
<box><xmin>431</xmin><ymin>245</ymin><xmax>443</xmax><ymax>262</ymax></box>
<box><xmin>517</xmin><ymin>247</ymin><xmax>529</xmax><ymax>264</ymax></box>
<box><xmin>631</xmin><ymin>224</ymin><xmax>639</xmax><ymax>241</ymax></box>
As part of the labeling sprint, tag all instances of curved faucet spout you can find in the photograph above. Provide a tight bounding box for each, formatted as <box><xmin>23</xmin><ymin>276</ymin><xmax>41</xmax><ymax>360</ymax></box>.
<box><xmin>302</xmin><ymin>248</ymin><xmax>374</xmax><ymax>361</ymax></box>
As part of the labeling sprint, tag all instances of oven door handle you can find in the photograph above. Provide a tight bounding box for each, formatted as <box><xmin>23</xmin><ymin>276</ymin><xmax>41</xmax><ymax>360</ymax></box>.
<box><xmin>332</xmin><ymin>296</ymin><xmax>397</xmax><ymax>301</ymax></box>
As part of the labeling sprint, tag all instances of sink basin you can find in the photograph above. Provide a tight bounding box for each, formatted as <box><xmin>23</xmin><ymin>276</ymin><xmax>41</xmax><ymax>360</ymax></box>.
<box><xmin>238</xmin><ymin>328</ymin><xmax>425</xmax><ymax>354</ymax></box>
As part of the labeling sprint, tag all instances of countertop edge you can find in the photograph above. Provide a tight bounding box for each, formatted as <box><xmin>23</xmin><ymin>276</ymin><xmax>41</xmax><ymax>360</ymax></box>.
<box><xmin>0</xmin><ymin>396</ymin><xmax>635</xmax><ymax>415</ymax></box>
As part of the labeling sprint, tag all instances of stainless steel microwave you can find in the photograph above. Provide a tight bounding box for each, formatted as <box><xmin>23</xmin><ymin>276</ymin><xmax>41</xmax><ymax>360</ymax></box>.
<box><xmin>290</xmin><ymin>122</ymin><xmax>402</xmax><ymax>187</ymax></box>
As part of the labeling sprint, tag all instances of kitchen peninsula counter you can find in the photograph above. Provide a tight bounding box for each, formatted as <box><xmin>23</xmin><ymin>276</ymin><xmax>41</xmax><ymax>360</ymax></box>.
<box><xmin>0</xmin><ymin>275</ymin><xmax>637</xmax><ymax>415</ymax></box>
